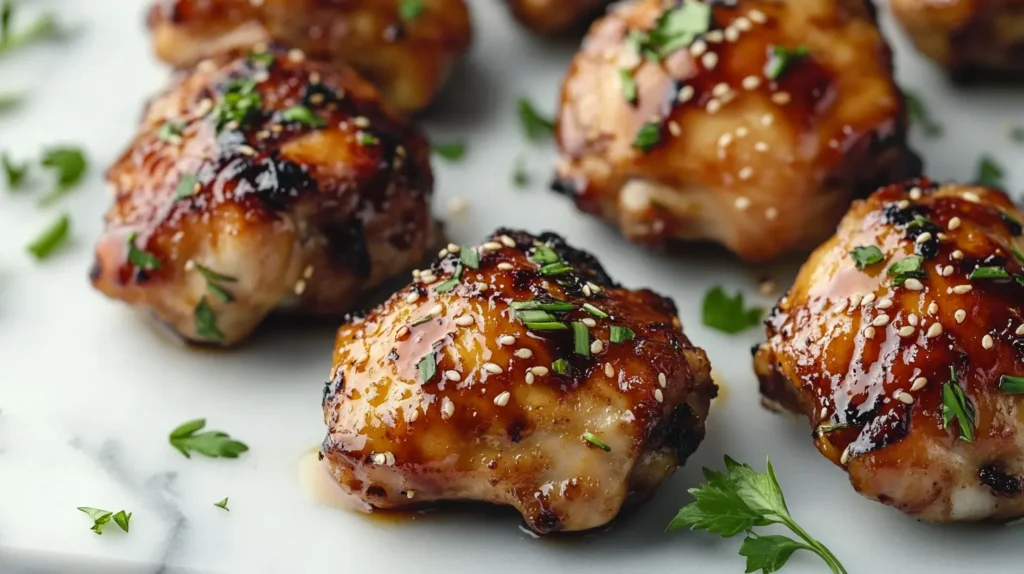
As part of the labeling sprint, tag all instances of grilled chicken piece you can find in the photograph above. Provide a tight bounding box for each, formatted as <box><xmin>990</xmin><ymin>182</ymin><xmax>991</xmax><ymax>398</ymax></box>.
<box><xmin>320</xmin><ymin>229</ymin><xmax>716</xmax><ymax>533</ymax></box>
<box><xmin>147</xmin><ymin>0</ymin><xmax>472</xmax><ymax>113</ymax></box>
<box><xmin>91</xmin><ymin>48</ymin><xmax>433</xmax><ymax>346</ymax></box>
<box><xmin>891</xmin><ymin>0</ymin><xmax>1024</xmax><ymax>80</ymax></box>
<box><xmin>755</xmin><ymin>179</ymin><xmax>1024</xmax><ymax>522</ymax></box>
<box><xmin>505</xmin><ymin>0</ymin><xmax>611</xmax><ymax>34</ymax></box>
<box><xmin>555</xmin><ymin>0</ymin><xmax>921</xmax><ymax>262</ymax></box>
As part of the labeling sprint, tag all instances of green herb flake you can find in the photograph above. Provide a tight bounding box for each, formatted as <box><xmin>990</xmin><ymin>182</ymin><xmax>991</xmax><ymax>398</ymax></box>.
<box><xmin>517</xmin><ymin>98</ymin><xmax>555</xmax><ymax>141</ymax></box>
<box><xmin>573</xmin><ymin>322</ymin><xmax>590</xmax><ymax>356</ymax></box>
<box><xmin>633</xmin><ymin>122</ymin><xmax>662</xmax><ymax>153</ymax></box>
<box><xmin>211</xmin><ymin>78</ymin><xmax>262</xmax><ymax>133</ymax></box>
<box><xmin>417</xmin><ymin>353</ymin><xmax>437</xmax><ymax>383</ymax></box>
<box><xmin>886</xmin><ymin>255</ymin><xmax>924</xmax><ymax>286</ymax></box>
<box><xmin>815</xmin><ymin>422</ymin><xmax>849</xmax><ymax>435</ymax></box>
<box><xmin>0</xmin><ymin>91</ymin><xmax>20</xmax><ymax>113</ymax></box>
<box><xmin>903</xmin><ymin>90</ymin><xmax>943</xmax><ymax>138</ymax></box>
<box><xmin>701</xmin><ymin>286</ymin><xmax>763</xmax><ymax>334</ymax></box>
<box><xmin>112</xmin><ymin>511</ymin><xmax>132</xmax><ymax>532</ymax></box>
<box><xmin>511</xmin><ymin>300</ymin><xmax>576</xmax><ymax>312</ymax></box>
<box><xmin>667</xmin><ymin>456</ymin><xmax>848</xmax><ymax>574</ymax></box>
<box><xmin>175</xmin><ymin>173</ymin><xmax>200</xmax><ymax>199</ymax></box>
<box><xmin>529</xmin><ymin>244</ymin><xmax>560</xmax><ymax>265</ymax></box>
<box><xmin>968</xmin><ymin>266</ymin><xmax>1009</xmax><ymax>280</ymax></box>
<box><xmin>619</xmin><ymin>69</ymin><xmax>638</xmax><ymax>104</ymax></box>
<box><xmin>459</xmin><ymin>246</ymin><xmax>480</xmax><ymax>270</ymax></box>
<box><xmin>77</xmin><ymin>507</ymin><xmax>112</xmax><ymax>535</ymax></box>
<box><xmin>764</xmin><ymin>45</ymin><xmax>809</xmax><ymax>81</ymax></box>
<box><xmin>941</xmin><ymin>367</ymin><xmax>975</xmax><ymax>442</ymax></box>
<box><xmin>432</xmin><ymin>142</ymin><xmax>466</xmax><ymax>161</ymax></box>
<box><xmin>850</xmin><ymin>245</ymin><xmax>884</xmax><ymax>270</ymax></box>
<box><xmin>38</xmin><ymin>147</ymin><xmax>88</xmax><ymax>205</ymax></box>
<box><xmin>551</xmin><ymin>358</ymin><xmax>570</xmax><ymax>376</ymax></box>
<box><xmin>196</xmin><ymin>263</ymin><xmax>237</xmax><ymax>303</ymax></box>
<box><xmin>169</xmin><ymin>418</ymin><xmax>249</xmax><ymax>458</ymax></box>
<box><xmin>0</xmin><ymin>9</ymin><xmax>60</xmax><ymax>58</ymax></box>
<box><xmin>1011</xmin><ymin>126</ymin><xmax>1024</xmax><ymax>144</ymax></box>
<box><xmin>27</xmin><ymin>214</ymin><xmax>70</xmax><ymax>260</ymax></box>
<box><xmin>157</xmin><ymin>120</ymin><xmax>185</xmax><ymax>143</ymax></box>
<box><xmin>214</xmin><ymin>497</ymin><xmax>230</xmax><ymax>511</ymax></box>
<box><xmin>410</xmin><ymin>315</ymin><xmax>433</xmax><ymax>327</ymax></box>
<box><xmin>2</xmin><ymin>152</ymin><xmax>28</xmax><ymax>189</ymax></box>
<box><xmin>999</xmin><ymin>375</ymin><xmax>1024</xmax><ymax>394</ymax></box>
<box><xmin>975</xmin><ymin>155</ymin><xmax>1005</xmax><ymax>189</ymax></box>
<box><xmin>249</xmin><ymin>50</ymin><xmax>274</xmax><ymax>66</ymax></box>
<box><xmin>512</xmin><ymin>155</ymin><xmax>530</xmax><ymax>188</ymax></box>
<box><xmin>538</xmin><ymin>262</ymin><xmax>572</xmax><ymax>276</ymax></box>
<box><xmin>126</xmin><ymin>232</ymin><xmax>162</xmax><ymax>271</ymax></box>
<box><xmin>582</xmin><ymin>431</ymin><xmax>611</xmax><ymax>452</ymax></box>
<box><xmin>399</xmin><ymin>0</ymin><xmax>425</xmax><ymax>23</ymax></box>
<box><xmin>610</xmin><ymin>325</ymin><xmax>636</xmax><ymax>344</ymax></box>
<box><xmin>281</xmin><ymin>105</ymin><xmax>326</xmax><ymax>128</ymax></box>
<box><xmin>434</xmin><ymin>265</ymin><xmax>463</xmax><ymax>293</ymax></box>
<box><xmin>194</xmin><ymin>296</ymin><xmax>225</xmax><ymax>343</ymax></box>
<box><xmin>582</xmin><ymin>303</ymin><xmax>609</xmax><ymax>319</ymax></box>
<box><xmin>644</xmin><ymin>1</ymin><xmax>711</xmax><ymax>56</ymax></box>
<box><xmin>359</xmin><ymin>132</ymin><xmax>379</xmax><ymax>146</ymax></box>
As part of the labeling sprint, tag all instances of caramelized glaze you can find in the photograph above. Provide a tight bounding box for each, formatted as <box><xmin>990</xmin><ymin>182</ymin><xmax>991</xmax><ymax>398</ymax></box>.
<box><xmin>504</xmin><ymin>0</ymin><xmax>611</xmax><ymax>35</ymax></box>
<box><xmin>321</xmin><ymin>229</ymin><xmax>716</xmax><ymax>533</ymax></box>
<box><xmin>755</xmin><ymin>179</ymin><xmax>1024</xmax><ymax>521</ymax></box>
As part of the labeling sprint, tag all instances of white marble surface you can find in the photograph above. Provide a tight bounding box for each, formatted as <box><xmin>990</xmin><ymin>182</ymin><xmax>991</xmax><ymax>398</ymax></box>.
<box><xmin>0</xmin><ymin>1</ymin><xmax>1022</xmax><ymax>573</ymax></box>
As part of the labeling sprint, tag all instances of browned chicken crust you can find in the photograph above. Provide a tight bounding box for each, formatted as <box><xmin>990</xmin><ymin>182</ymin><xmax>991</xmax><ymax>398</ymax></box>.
<box><xmin>555</xmin><ymin>0</ymin><xmax>921</xmax><ymax>262</ymax></box>
<box><xmin>321</xmin><ymin>229</ymin><xmax>716</xmax><ymax>533</ymax></box>
<box><xmin>891</xmin><ymin>0</ymin><xmax>1024</xmax><ymax>80</ymax></box>
<box><xmin>505</xmin><ymin>0</ymin><xmax>611</xmax><ymax>34</ymax></box>
<box><xmin>755</xmin><ymin>179</ymin><xmax>1024</xmax><ymax>522</ymax></box>
<box><xmin>91</xmin><ymin>47</ymin><xmax>433</xmax><ymax>346</ymax></box>
<box><xmin>147</xmin><ymin>0</ymin><xmax>472</xmax><ymax>112</ymax></box>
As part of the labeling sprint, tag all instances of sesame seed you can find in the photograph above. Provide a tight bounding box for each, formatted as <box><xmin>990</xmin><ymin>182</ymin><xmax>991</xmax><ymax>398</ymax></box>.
<box><xmin>582</xmin><ymin>318</ymin><xmax>597</xmax><ymax>328</ymax></box>
<box><xmin>604</xmin><ymin>363</ymin><xmax>615</xmax><ymax>377</ymax></box>
<box><xmin>373</xmin><ymin>453</ymin><xmax>386</xmax><ymax>465</ymax></box>
<box><xmin>923</xmin><ymin>323</ymin><xmax>942</xmax><ymax>338</ymax></box>
<box><xmin>499</xmin><ymin>235</ymin><xmax>516</xmax><ymax>248</ymax></box>
<box><xmin>771</xmin><ymin>92</ymin><xmax>791</xmax><ymax>105</ymax></box>
<box><xmin>954</xmin><ymin>309</ymin><xmax>966</xmax><ymax>323</ymax></box>
<box><xmin>668</xmin><ymin>121</ymin><xmax>682</xmax><ymax>136</ymax></box>
<box><xmin>942</xmin><ymin>265</ymin><xmax>954</xmax><ymax>277</ymax></box>
<box><xmin>724</xmin><ymin>27</ymin><xmax>739</xmax><ymax>42</ymax></box>
<box><xmin>875</xmin><ymin>298</ymin><xmax>892</xmax><ymax>310</ymax></box>
<box><xmin>908</xmin><ymin>313</ymin><xmax>919</xmax><ymax>326</ymax></box>
<box><xmin>897</xmin><ymin>200</ymin><xmax>910</xmax><ymax>209</ymax></box>
<box><xmin>734</xmin><ymin>16</ymin><xmax>752</xmax><ymax>30</ymax></box>
<box><xmin>525</xmin><ymin>372</ymin><xmax>535</xmax><ymax>385</ymax></box>
<box><xmin>447</xmin><ymin>243</ymin><xmax>461</xmax><ymax>253</ymax></box>
<box><xmin>706</xmin><ymin>99</ymin><xmax>722</xmax><ymax>114</ymax></box>
<box><xmin>754</xmin><ymin>141</ymin><xmax>769</xmax><ymax>152</ymax></box>
<box><xmin>352</xmin><ymin>116</ymin><xmax>370</xmax><ymax>129</ymax></box>
<box><xmin>897</xmin><ymin>392</ymin><xmax>914</xmax><ymax>405</ymax></box>
<box><xmin>911</xmin><ymin>377</ymin><xmax>928</xmax><ymax>391</ymax></box>
<box><xmin>840</xmin><ymin>446</ymin><xmax>851</xmax><ymax>465</ymax></box>
<box><xmin>294</xmin><ymin>279</ymin><xmax>307</xmax><ymax>295</ymax></box>
<box><xmin>493</xmin><ymin>391</ymin><xmax>511</xmax><ymax>406</ymax></box>
<box><xmin>735</xmin><ymin>126</ymin><xmax>749</xmax><ymax>138</ymax></box>
<box><xmin>928</xmin><ymin>301</ymin><xmax>940</xmax><ymax>316</ymax></box>
<box><xmin>872</xmin><ymin>314</ymin><xmax>891</xmax><ymax>327</ymax></box>
<box><xmin>705</xmin><ymin>30</ymin><xmax>723</xmax><ymax>43</ymax></box>
<box><xmin>738</xmin><ymin>167</ymin><xmax>754</xmax><ymax>181</ymax></box>
<box><xmin>765</xmin><ymin>207</ymin><xmax>779</xmax><ymax>220</ymax></box>
<box><xmin>963</xmin><ymin>192</ymin><xmax>981</xmax><ymax>202</ymax></box>
<box><xmin>863</xmin><ymin>326</ymin><xmax>876</xmax><ymax>339</ymax></box>
<box><xmin>591</xmin><ymin>340</ymin><xmax>604</xmax><ymax>354</ymax></box>
<box><xmin>937</xmin><ymin>233</ymin><xmax>949</xmax><ymax>241</ymax></box>
<box><xmin>531</xmin><ymin>366</ymin><xmax>549</xmax><ymax>376</ymax></box>
<box><xmin>862</xmin><ymin>293</ymin><xmax>876</xmax><ymax>306</ymax></box>
<box><xmin>689</xmin><ymin>40</ymin><xmax>708</xmax><ymax>57</ymax></box>
<box><xmin>915</xmin><ymin>232</ymin><xmax>933</xmax><ymax>244</ymax></box>
<box><xmin>849</xmin><ymin>293</ymin><xmax>863</xmax><ymax>310</ymax></box>
<box><xmin>441</xmin><ymin>398</ymin><xmax>455</xmax><ymax>419</ymax></box>
<box><xmin>445</xmin><ymin>370</ymin><xmax>461</xmax><ymax>382</ymax></box>
<box><xmin>983</xmin><ymin>335</ymin><xmax>994</xmax><ymax>349</ymax></box>
<box><xmin>909</xmin><ymin>187</ymin><xmax>922</xmax><ymax>200</ymax></box>
<box><xmin>514</xmin><ymin>348</ymin><xmax>533</xmax><ymax>359</ymax></box>
<box><xmin>735</xmin><ymin>197</ymin><xmax>751</xmax><ymax>210</ymax></box>
<box><xmin>406</xmin><ymin>291</ymin><xmax>420</xmax><ymax>304</ymax></box>
<box><xmin>482</xmin><ymin>241</ymin><xmax>502</xmax><ymax>251</ymax></box>
<box><xmin>678</xmin><ymin>85</ymin><xmax>695</xmax><ymax>103</ymax></box>
<box><xmin>396</xmin><ymin>325</ymin><xmax>410</xmax><ymax>339</ymax></box>
<box><xmin>582</xmin><ymin>285</ymin><xmax>592</xmax><ymax>297</ymax></box>
<box><xmin>904</xmin><ymin>278</ymin><xmax>924</xmax><ymax>291</ymax></box>
<box><xmin>654</xmin><ymin>389</ymin><xmax>664</xmax><ymax>403</ymax></box>
<box><xmin>1016</xmin><ymin>324</ymin><xmax>1024</xmax><ymax>336</ymax></box>
<box><xmin>483</xmin><ymin>363</ymin><xmax>503</xmax><ymax>374</ymax></box>
<box><xmin>498</xmin><ymin>335</ymin><xmax>516</xmax><ymax>346</ymax></box>
<box><xmin>586</xmin><ymin>282</ymin><xmax>602</xmax><ymax>293</ymax></box>
<box><xmin>406</xmin><ymin>490</ymin><xmax>416</xmax><ymax>499</ymax></box>
<box><xmin>288</xmin><ymin>48</ymin><xmax>306</xmax><ymax>62</ymax></box>
<box><xmin>951</xmin><ymin>285</ymin><xmax>973</xmax><ymax>294</ymax></box>
<box><xmin>748</xmin><ymin>9</ymin><xmax>767</xmax><ymax>23</ymax></box>
<box><xmin>761</xmin><ymin>114</ymin><xmax>774</xmax><ymax>126</ymax></box>
<box><xmin>497</xmin><ymin>262</ymin><xmax>514</xmax><ymax>271</ymax></box>
<box><xmin>948</xmin><ymin>217</ymin><xmax>961</xmax><ymax>230</ymax></box>
<box><xmin>420</xmin><ymin>273</ymin><xmax>437</xmax><ymax>284</ymax></box>
<box><xmin>702</xmin><ymin>52</ymin><xmax>719</xmax><ymax>70</ymax></box>
<box><xmin>832</xmin><ymin>300</ymin><xmax>849</xmax><ymax>314</ymax></box>
<box><xmin>658</xmin><ymin>373</ymin><xmax>667</xmax><ymax>388</ymax></box>
<box><xmin>718</xmin><ymin>133</ymin><xmax>734</xmax><ymax>148</ymax></box>
<box><xmin>425</xmin><ymin>305</ymin><xmax>441</xmax><ymax>317</ymax></box>
<box><xmin>438</xmin><ymin>248</ymin><xmax>449</xmax><ymax>258</ymax></box>
<box><xmin>819</xmin><ymin>407</ymin><xmax>828</xmax><ymax>419</ymax></box>
<box><xmin>951</xmin><ymin>250</ymin><xmax>964</xmax><ymax>260</ymax></box>
<box><xmin>898</xmin><ymin>326</ymin><xmax>916</xmax><ymax>338</ymax></box>
<box><xmin>455</xmin><ymin>315</ymin><xmax>475</xmax><ymax>326</ymax></box>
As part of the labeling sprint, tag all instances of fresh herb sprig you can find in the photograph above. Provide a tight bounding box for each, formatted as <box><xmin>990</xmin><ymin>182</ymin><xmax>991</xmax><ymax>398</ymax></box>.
<box><xmin>849</xmin><ymin>245</ymin><xmax>883</xmax><ymax>270</ymax></box>
<box><xmin>702</xmin><ymin>287</ymin><xmax>763</xmax><ymax>334</ymax></box>
<box><xmin>903</xmin><ymin>91</ymin><xmax>943</xmax><ymax>138</ymax></box>
<box><xmin>37</xmin><ymin>147</ymin><xmax>88</xmax><ymax>205</ymax></box>
<box><xmin>77</xmin><ymin>507</ymin><xmax>132</xmax><ymax>535</ymax></box>
<box><xmin>432</xmin><ymin>142</ymin><xmax>466</xmax><ymax>162</ymax></box>
<box><xmin>669</xmin><ymin>456</ymin><xmax>848</xmax><ymax>574</ymax></box>
<box><xmin>27</xmin><ymin>214</ymin><xmax>70</xmax><ymax>260</ymax></box>
<box><xmin>517</xmin><ymin>98</ymin><xmax>555</xmax><ymax>141</ymax></box>
<box><xmin>941</xmin><ymin>367</ymin><xmax>975</xmax><ymax>442</ymax></box>
<box><xmin>0</xmin><ymin>3</ymin><xmax>61</xmax><ymax>58</ymax></box>
<box><xmin>169</xmin><ymin>419</ymin><xmax>249</xmax><ymax>459</ymax></box>
<box><xmin>975</xmin><ymin>155</ymin><xmax>1005</xmax><ymax>189</ymax></box>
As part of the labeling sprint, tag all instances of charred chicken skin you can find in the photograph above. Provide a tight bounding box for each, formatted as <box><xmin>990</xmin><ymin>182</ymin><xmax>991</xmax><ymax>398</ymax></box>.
<box><xmin>555</xmin><ymin>0</ymin><xmax>921</xmax><ymax>262</ymax></box>
<box><xmin>147</xmin><ymin>0</ymin><xmax>473</xmax><ymax>113</ymax></box>
<box><xmin>505</xmin><ymin>0</ymin><xmax>611</xmax><ymax>35</ymax></box>
<box><xmin>755</xmin><ymin>179</ymin><xmax>1024</xmax><ymax>522</ymax></box>
<box><xmin>891</xmin><ymin>0</ymin><xmax>1024</xmax><ymax>81</ymax></box>
<box><xmin>91</xmin><ymin>47</ymin><xmax>433</xmax><ymax>346</ymax></box>
<box><xmin>320</xmin><ymin>229</ymin><xmax>716</xmax><ymax>533</ymax></box>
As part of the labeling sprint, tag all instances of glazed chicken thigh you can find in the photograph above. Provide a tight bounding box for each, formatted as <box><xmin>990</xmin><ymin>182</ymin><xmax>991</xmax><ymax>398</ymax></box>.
<box><xmin>555</xmin><ymin>0</ymin><xmax>920</xmax><ymax>262</ymax></box>
<box><xmin>320</xmin><ymin>229</ymin><xmax>716</xmax><ymax>533</ymax></box>
<box><xmin>91</xmin><ymin>47</ymin><xmax>433</xmax><ymax>346</ymax></box>
<box><xmin>505</xmin><ymin>0</ymin><xmax>611</xmax><ymax>35</ymax></box>
<box><xmin>147</xmin><ymin>0</ymin><xmax>472</xmax><ymax>112</ymax></box>
<box><xmin>891</xmin><ymin>0</ymin><xmax>1024</xmax><ymax>80</ymax></box>
<box><xmin>755</xmin><ymin>179</ymin><xmax>1024</xmax><ymax>521</ymax></box>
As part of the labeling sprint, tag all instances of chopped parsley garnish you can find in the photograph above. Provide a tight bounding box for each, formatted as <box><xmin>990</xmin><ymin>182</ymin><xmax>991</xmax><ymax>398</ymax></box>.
<box><xmin>432</xmin><ymin>142</ymin><xmax>467</xmax><ymax>161</ymax></box>
<box><xmin>850</xmin><ymin>245</ymin><xmax>883</xmax><ymax>270</ymax></box>
<box><xmin>77</xmin><ymin>507</ymin><xmax>131</xmax><ymax>535</ymax></box>
<box><xmin>211</xmin><ymin>78</ymin><xmax>262</xmax><ymax>133</ymax></box>
<box><xmin>610</xmin><ymin>326</ymin><xmax>636</xmax><ymax>343</ymax></box>
<box><xmin>512</xmin><ymin>155</ymin><xmax>530</xmax><ymax>188</ymax></box>
<box><xmin>999</xmin><ymin>375</ymin><xmax>1024</xmax><ymax>394</ymax></box>
<box><xmin>669</xmin><ymin>456</ymin><xmax>848</xmax><ymax>574</ymax></box>
<box><xmin>398</xmin><ymin>0</ymin><xmax>425</xmax><ymax>23</ymax></box>
<box><xmin>214</xmin><ymin>497</ymin><xmax>230</xmax><ymax>511</ymax></box>
<box><xmin>551</xmin><ymin>358</ymin><xmax>570</xmax><ymax>376</ymax></box>
<box><xmin>0</xmin><ymin>91</ymin><xmax>20</xmax><ymax>113</ymax></box>
<box><xmin>582</xmin><ymin>303</ymin><xmax>609</xmax><ymax>318</ymax></box>
<box><xmin>529</xmin><ymin>244</ymin><xmax>560</xmax><ymax>265</ymax></box>
<box><xmin>906</xmin><ymin>213</ymin><xmax>936</xmax><ymax>231</ymax></box>
<box><xmin>0</xmin><ymin>5</ymin><xmax>59</xmax><ymax>58</ymax></box>
<box><xmin>194</xmin><ymin>296</ymin><xmax>225</xmax><ymax>343</ymax></box>
<box><xmin>941</xmin><ymin>367</ymin><xmax>974</xmax><ymax>442</ymax></box>
<box><xmin>175</xmin><ymin>173</ymin><xmax>200</xmax><ymax>199</ymax></box>
<box><xmin>157</xmin><ymin>121</ymin><xmax>185</xmax><ymax>142</ymax></box>
<box><xmin>573</xmin><ymin>322</ymin><xmax>591</xmax><ymax>356</ymax></box>
<box><xmin>38</xmin><ymin>147</ymin><xmax>88</xmax><ymax>205</ymax></box>
<box><xmin>27</xmin><ymin>214</ymin><xmax>70</xmax><ymax>260</ymax></box>
<box><xmin>619</xmin><ymin>69</ymin><xmax>638</xmax><ymax>104</ymax></box>
<box><xmin>975</xmin><ymin>154</ymin><xmax>1004</xmax><ymax>188</ymax></box>
<box><xmin>417</xmin><ymin>353</ymin><xmax>437</xmax><ymax>383</ymax></box>
<box><xmin>886</xmin><ymin>255</ymin><xmax>924</xmax><ymax>286</ymax></box>
<box><xmin>281</xmin><ymin>105</ymin><xmax>325</xmax><ymax>128</ymax></box>
<box><xmin>633</xmin><ymin>122</ymin><xmax>662</xmax><ymax>152</ymax></box>
<box><xmin>764</xmin><ymin>45</ymin><xmax>809</xmax><ymax>81</ymax></box>
<box><xmin>169</xmin><ymin>418</ymin><xmax>249</xmax><ymax>458</ymax></box>
<box><xmin>517</xmin><ymin>98</ymin><xmax>555</xmax><ymax>141</ymax></box>
<box><xmin>359</xmin><ymin>132</ymin><xmax>379</xmax><ymax>146</ymax></box>
<box><xmin>968</xmin><ymin>266</ymin><xmax>1009</xmax><ymax>280</ymax></box>
<box><xmin>196</xmin><ymin>263</ymin><xmax>237</xmax><ymax>302</ymax></box>
<box><xmin>126</xmin><ymin>232</ymin><xmax>161</xmax><ymax>271</ymax></box>
<box><xmin>249</xmin><ymin>50</ymin><xmax>274</xmax><ymax>66</ymax></box>
<box><xmin>582</xmin><ymin>431</ymin><xmax>611</xmax><ymax>452</ymax></box>
<box><xmin>459</xmin><ymin>246</ymin><xmax>479</xmax><ymax>269</ymax></box>
<box><xmin>2</xmin><ymin>152</ymin><xmax>28</xmax><ymax>189</ymax></box>
<box><xmin>410</xmin><ymin>315</ymin><xmax>433</xmax><ymax>326</ymax></box>
<box><xmin>903</xmin><ymin>90</ymin><xmax>943</xmax><ymax>138</ymax></box>
<box><xmin>643</xmin><ymin>1</ymin><xmax>711</xmax><ymax>56</ymax></box>
<box><xmin>434</xmin><ymin>265</ymin><xmax>463</xmax><ymax>293</ymax></box>
<box><xmin>702</xmin><ymin>286</ymin><xmax>763</xmax><ymax>334</ymax></box>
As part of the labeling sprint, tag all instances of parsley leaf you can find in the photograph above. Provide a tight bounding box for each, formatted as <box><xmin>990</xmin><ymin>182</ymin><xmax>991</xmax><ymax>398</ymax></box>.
<box><xmin>975</xmin><ymin>154</ymin><xmax>1004</xmax><ymax>188</ymax></box>
<box><xmin>211</xmin><ymin>78</ymin><xmax>262</xmax><ymax>132</ymax></box>
<box><xmin>127</xmin><ymin>233</ymin><xmax>161</xmax><ymax>271</ymax></box>
<box><xmin>0</xmin><ymin>7</ymin><xmax>60</xmax><ymax>58</ymax></box>
<box><xmin>968</xmin><ymin>265</ymin><xmax>1009</xmax><ymax>280</ymax></box>
<box><xmin>169</xmin><ymin>418</ymin><xmax>249</xmax><ymax>459</ymax></box>
<box><xmin>77</xmin><ymin>507</ymin><xmax>131</xmax><ymax>535</ymax></box>
<box><xmin>38</xmin><ymin>147</ymin><xmax>88</xmax><ymax>205</ymax></box>
<box><xmin>849</xmin><ymin>245</ymin><xmax>883</xmax><ymax>270</ymax></box>
<box><xmin>399</xmin><ymin>0</ymin><xmax>425</xmax><ymax>22</ymax></box>
<box><xmin>194</xmin><ymin>296</ymin><xmax>225</xmax><ymax>343</ymax></box>
<box><xmin>27</xmin><ymin>214</ymin><xmax>70</xmax><ymax>260</ymax></box>
<box><xmin>2</xmin><ymin>151</ymin><xmax>29</xmax><ymax>189</ymax></box>
<box><xmin>112</xmin><ymin>510</ymin><xmax>132</xmax><ymax>532</ymax></box>
<box><xmin>432</xmin><ymin>142</ymin><xmax>466</xmax><ymax>161</ymax></box>
<box><xmin>551</xmin><ymin>358</ymin><xmax>570</xmax><ymax>375</ymax></box>
<box><xmin>633</xmin><ymin>122</ymin><xmax>662</xmax><ymax>152</ymax></box>
<box><xmin>417</xmin><ymin>353</ymin><xmax>437</xmax><ymax>383</ymax></box>
<box><xmin>157</xmin><ymin>120</ymin><xmax>185</xmax><ymax>143</ymax></box>
<box><xmin>619</xmin><ymin>69</ymin><xmax>637</xmax><ymax>104</ymax></box>
<box><xmin>903</xmin><ymin>90</ymin><xmax>943</xmax><ymax>138</ymax></box>
<box><xmin>459</xmin><ymin>246</ymin><xmax>479</xmax><ymax>269</ymax></box>
<box><xmin>668</xmin><ymin>456</ymin><xmax>848</xmax><ymax>574</ymax></box>
<box><xmin>702</xmin><ymin>286</ymin><xmax>763</xmax><ymax>334</ymax></box>
<box><xmin>941</xmin><ymin>367</ymin><xmax>975</xmax><ymax>442</ymax></box>
<box><xmin>175</xmin><ymin>173</ymin><xmax>200</xmax><ymax>199</ymax></box>
<box><xmin>644</xmin><ymin>1</ymin><xmax>711</xmax><ymax>56</ymax></box>
<box><xmin>214</xmin><ymin>497</ymin><xmax>230</xmax><ymax>511</ymax></box>
<box><xmin>517</xmin><ymin>98</ymin><xmax>555</xmax><ymax>141</ymax></box>
<box><xmin>764</xmin><ymin>45</ymin><xmax>809</xmax><ymax>81</ymax></box>
<box><xmin>610</xmin><ymin>325</ymin><xmax>636</xmax><ymax>343</ymax></box>
<box><xmin>886</xmin><ymin>255</ymin><xmax>924</xmax><ymax>286</ymax></box>
<box><xmin>281</xmin><ymin>105</ymin><xmax>325</xmax><ymax>128</ymax></box>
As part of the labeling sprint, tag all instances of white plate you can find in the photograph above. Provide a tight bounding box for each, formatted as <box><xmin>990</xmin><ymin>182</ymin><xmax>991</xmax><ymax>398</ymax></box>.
<box><xmin>0</xmin><ymin>1</ymin><xmax>1021</xmax><ymax>573</ymax></box>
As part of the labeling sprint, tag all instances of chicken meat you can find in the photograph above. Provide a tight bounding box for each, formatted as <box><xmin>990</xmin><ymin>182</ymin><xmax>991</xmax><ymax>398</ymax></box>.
<box><xmin>320</xmin><ymin>229</ymin><xmax>717</xmax><ymax>533</ymax></box>
<box><xmin>555</xmin><ymin>0</ymin><xmax>921</xmax><ymax>262</ymax></box>
<box><xmin>755</xmin><ymin>179</ymin><xmax>1024</xmax><ymax>521</ymax></box>
<box><xmin>91</xmin><ymin>47</ymin><xmax>434</xmax><ymax>346</ymax></box>
<box><xmin>147</xmin><ymin>0</ymin><xmax>473</xmax><ymax>113</ymax></box>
